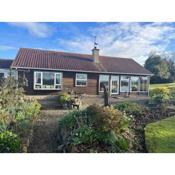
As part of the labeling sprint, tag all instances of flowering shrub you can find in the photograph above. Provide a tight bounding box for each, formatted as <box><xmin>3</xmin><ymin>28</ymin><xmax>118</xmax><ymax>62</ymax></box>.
<box><xmin>58</xmin><ymin>91</ymin><xmax>71</xmax><ymax>106</ymax></box>
<box><xmin>150</xmin><ymin>87</ymin><xmax>170</xmax><ymax>103</ymax></box>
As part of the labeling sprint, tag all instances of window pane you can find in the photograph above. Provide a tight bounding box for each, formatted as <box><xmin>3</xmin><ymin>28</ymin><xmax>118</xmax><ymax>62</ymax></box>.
<box><xmin>131</xmin><ymin>76</ymin><xmax>139</xmax><ymax>91</ymax></box>
<box><xmin>76</xmin><ymin>80</ymin><xmax>87</xmax><ymax>86</ymax></box>
<box><xmin>76</xmin><ymin>74</ymin><xmax>87</xmax><ymax>80</ymax></box>
<box><xmin>43</xmin><ymin>72</ymin><xmax>54</xmax><ymax>86</ymax></box>
<box><xmin>111</xmin><ymin>76</ymin><xmax>119</xmax><ymax>94</ymax></box>
<box><xmin>56</xmin><ymin>74</ymin><xmax>61</xmax><ymax>85</ymax></box>
<box><xmin>120</xmin><ymin>76</ymin><xmax>130</xmax><ymax>92</ymax></box>
<box><xmin>140</xmin><ymin>77</ymin><xmax>148</xmax><ymax>91</ymax></box>
<box><xmin>76</xmin><ymin>73</ymin><xmax>87</xmax><ymax>86</ymax></box>
<box><xmin>36</xmin><ymin>72</ymin><xmax>41</xmax><ymax>84</ymax></box>
<box><xmin>99</xmin><ymin>75</ymin><xmax>109</xmax><ymax>91</ymax></box>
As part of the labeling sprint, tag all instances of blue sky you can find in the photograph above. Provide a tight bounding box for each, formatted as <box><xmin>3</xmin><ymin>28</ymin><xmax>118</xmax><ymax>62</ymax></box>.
<box><xmin>1</xmin><ymin>22</ymin><xmax>175</xmax><ymax>64</ymax></box>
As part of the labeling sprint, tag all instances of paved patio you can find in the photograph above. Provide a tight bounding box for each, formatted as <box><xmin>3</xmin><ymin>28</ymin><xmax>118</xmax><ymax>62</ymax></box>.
<box><xmin>25</xmin><ymin>94</ymin><xmax>150</xmax><ymax>109</ymax></box>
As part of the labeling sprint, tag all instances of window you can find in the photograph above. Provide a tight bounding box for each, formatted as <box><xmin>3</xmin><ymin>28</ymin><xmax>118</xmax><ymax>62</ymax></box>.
<box><xmin>120</xmin><ymin>76</ymin><xmax>130</xmax><ymax>92</ymax></box>
<box><xmin>55</xmin><ymin>73</ymin><xmax>61</xmax><ymax>89</ymax></box>
<box><xmin>43</xmin><ymin>72</ymin><xmax>55</xmax><ymax>88</ymax></box>
<box><xmin>75</xmin><ymin>73</ymin><xmax>87</xmax><ymax>86</ymax></box>
<box><xmin>140</xmin><ymin>76</ymin><xmax>148</xmax><ymax>91</ymax></box>
<box><xmin>99</xmin><ymin>75</ymin><xmax>109</xmax><ymax>92</ymax></box>
<box><xmin>131</xmin><ymin>76</ymin><xmax>139</xmax><ymax>92</ymax></box>
<box><xmin>111</xmin><ymin>75</ymin><xmax>119</xmax><ymax>94</ymax></box>
<box><xmin>34</xmin><ymin>71</ymin><xmax>62</xmax><ymax>90</ymax></box>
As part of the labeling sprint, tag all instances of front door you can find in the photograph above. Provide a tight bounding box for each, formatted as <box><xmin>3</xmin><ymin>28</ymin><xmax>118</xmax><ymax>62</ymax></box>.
<box><xmin>110</xmin><ymin>75</ymin><xmax>119</xmax><ymax>95</ymax></box>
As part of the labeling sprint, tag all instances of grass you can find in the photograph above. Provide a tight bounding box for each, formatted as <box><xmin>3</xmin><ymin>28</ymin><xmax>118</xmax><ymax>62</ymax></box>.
<box><xmin>149</xmin><ymin>82</ymin><xmax>175</xmax><ymax>90</ymax></box>
<box><xmin>145</xmin><ymin>116</ymin><xmax>175</xmax><ymax>153</ymax></box>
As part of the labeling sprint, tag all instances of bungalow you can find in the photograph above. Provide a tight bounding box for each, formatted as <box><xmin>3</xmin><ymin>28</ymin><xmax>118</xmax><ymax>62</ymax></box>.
<box><xmin>11</xmin><ymin>47</ymin><xmax>152</xmax><ymax>96</ymax></box>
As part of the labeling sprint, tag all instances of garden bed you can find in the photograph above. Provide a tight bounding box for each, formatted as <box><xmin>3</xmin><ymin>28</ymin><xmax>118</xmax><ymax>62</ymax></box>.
<box><xmin>0</xmin><ymin>77</ymin><xmax>41</xmax><ymax>153</ymax></box>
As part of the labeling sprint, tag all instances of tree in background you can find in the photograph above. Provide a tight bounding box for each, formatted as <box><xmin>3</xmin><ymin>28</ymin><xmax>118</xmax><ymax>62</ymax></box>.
<box><xmin>144</xmin><ymin>52</ymin><xmax>173</xmax><ymax>84</ymax></box>
<box><xmin>168</xmin><ymin>59</ymin><xmax>175</xmax><ymax>82</ymax></box>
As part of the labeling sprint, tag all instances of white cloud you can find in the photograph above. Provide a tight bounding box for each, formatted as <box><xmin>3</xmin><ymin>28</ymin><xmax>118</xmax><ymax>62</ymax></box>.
<box><xmin>0</xmin><ymin>45</ymin><xmax>16</xmax><ymax>51</ymax></box>
<box><xmin>57</xmin><ymin>23</ymin><xmax>175</xmax><ymax>65</ymax></box>
<box><xmin>9</xmin><ymin>22</ymin><xmax>52</xmax><ymax>38</ymax></box>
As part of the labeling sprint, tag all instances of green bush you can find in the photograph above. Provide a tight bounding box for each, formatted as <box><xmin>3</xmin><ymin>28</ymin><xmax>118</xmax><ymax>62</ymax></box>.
<box><xmin>12</xmin><ymin>100</ymin><xmax>41</xmax><ymax>137</ymax></box>
<box><xmin>58</xmin><ymin>91</ymin><xmax>71</xmax><ymax>106</ymax></box>
<box><xmin>168</xmin><ymin>87</ymin><xmax>175</xmax><ymax>100</ymax></box>
<box><xmin>0</xmin><ymin>110</ymin><xmax>11</xmax><ymax>132</ymax></box>
<box><xmin>86</xmin><ymin>105</ymin><xmax>130</xmax><ymax>135</ymax></box>
<box><xmin>58</xmin><ymin>105</ymin><xmax>135</xmax><ymax>153</ymax></box>
<box><xmin>71</xmin><ymin>126</ymin><xmax>96</xmax><ymax>145</ymax></box>
<box><xmin>0</xmin><ymin>131</ymin><xmax>21</xmax><ymax>153</ymax></box>
<box><xmin>149</xmin><ymin>87</ymin><xmax>170</xmax><ymax>103</ymax></box>
<box><xmin>115</xmin><ymin>102</ymin><xmax>145</xmax><ymax>118</ymax></box>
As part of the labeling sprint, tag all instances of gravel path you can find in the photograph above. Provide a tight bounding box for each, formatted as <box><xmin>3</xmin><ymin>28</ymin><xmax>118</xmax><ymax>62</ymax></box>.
<box><xmin>28</xmin><ymin>110</ymin><xmax>68</xmax><ymax>153</ymax></box>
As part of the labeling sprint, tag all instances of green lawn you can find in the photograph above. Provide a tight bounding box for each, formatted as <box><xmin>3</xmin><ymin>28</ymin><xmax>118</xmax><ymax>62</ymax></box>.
<box><xmin>149</xmin><ymin>82</ymin><xmax>175</xmax><ymax>90</ymax></box>
<box><xmin>145</xmin><ymin>116</ymin><xmax>175</xmax><ymax>153</ymax></box>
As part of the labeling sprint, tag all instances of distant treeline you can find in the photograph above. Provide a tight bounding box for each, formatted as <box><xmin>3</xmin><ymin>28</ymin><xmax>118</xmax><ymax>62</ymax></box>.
<box><xmin>144</xmin><ymin>52</ymin><xmax>175</xmax><ymax>84</ymax></box>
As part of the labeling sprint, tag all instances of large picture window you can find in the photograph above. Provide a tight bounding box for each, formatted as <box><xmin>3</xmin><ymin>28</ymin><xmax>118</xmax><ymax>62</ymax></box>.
<box><xmin>34</xmin><ymin>71</ymin><xmax>62</xmax><ymax>90</ymax></box>
<box><xmin>75</xmin><ymin>73</ymin><xmax>87</xmax><ymax>86</ymax></box>
<box><xmin>131</xmin><ymin>76</ymin><xmax>140</xmax><ymax>92</ymax></box>
<box><xmin>99</xmin><ymin>75</ymin><xmax>109</xmax><ymax>92</ymax></box>
<box><xmin>140</xmin><ymin>76</ymin><xmax>148</xmax><ymax>91</ymax></box>
<box><xmin>120</xmin><ymin>76</ymin><xmax>130</xmax><ymax>92</ymax></box>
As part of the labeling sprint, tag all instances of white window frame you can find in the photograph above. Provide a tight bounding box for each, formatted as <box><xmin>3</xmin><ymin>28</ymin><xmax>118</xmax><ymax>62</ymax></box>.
<box><xmin>120</xmin><ymin>75</ymin><xmax>130</xmax><ymax>93</ymax></box>
<box><xmin>34</xmin><ymin>71</ymin><xmax>62</xmax><ymax>90</ymax></box>
<box><xmin>99</xmin><ymin>74</ymin><xmax>110</xmax><ymax>92</ymax></box>
<box><xmin>130</xmin><ymin>76</ymin><xmax>140</xmax><ymax>92</ymax></box>
<box><xmin>34</xmin><ymin>72</ymin><xmax>42</xmax><ymax>86</ymax></box>
<box><xmin>75</xmin><ymin>73</ymin><xmax>87</xmax><ymax>87</ymax></box>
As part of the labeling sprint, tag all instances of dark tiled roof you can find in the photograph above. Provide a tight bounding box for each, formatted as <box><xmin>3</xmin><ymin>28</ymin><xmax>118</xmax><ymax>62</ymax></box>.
<box><xmin>11</xmin><ymin>48</ymin><xmax>152</xmax><ymax>75</ymax></box>
<box><xmin>0</xmin><ymin>59</ymin><xmax>13</xmax><ymax>69</ymax></box>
